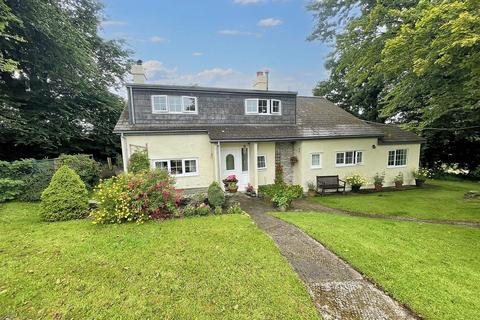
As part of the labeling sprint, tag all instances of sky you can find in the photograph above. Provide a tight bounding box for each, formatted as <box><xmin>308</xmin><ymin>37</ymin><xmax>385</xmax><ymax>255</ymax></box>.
<box><xmin>100</xmin><ymin>0</ymin><xmax>332</xmax><ymax>96</ymax></box>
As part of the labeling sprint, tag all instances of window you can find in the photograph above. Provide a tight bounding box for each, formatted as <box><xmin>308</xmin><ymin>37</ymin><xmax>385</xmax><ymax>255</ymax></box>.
<box><xmin>271</xmin><ymin>99</ymin><xmax>281</xmax><ymax>114</ymax></box>
<box><xmin>153</xmin><ymin>159</ymin><xmax>198</xmax><ymax>177</ymax></box>
<box><xmin>336</xmin><ymin>150</ymin><xmax>363</xmax><ymax>166</ymax></box>
<box><xmin>152</xmin><ymin>95</ymin><xmax>167</xmax><ymax>112</ymax></box>
<box><xmin>151</xmin><ymin>95</ymin><xmax>197</xmax><ymax>114</ymax></box>
<box><xmin>388</xmin><ymin>149</ymin><xmax>407</xmax><ymax>167</ymax></box>
<box><xmin>311</xmin><ymin>153</ymin><xmax>322</xmax><ymax>169</ymax></box>
<box><xmin>241</xmin><ymin>148</ymin><xmax>248</xmax><ymax>172</ymax></box>
<box><xmin>244</xmin><ymin>99</ymin><xmax>282</xmax><ymax>115</ymax></box>
<box><xmin>226</xmin><ymin>154</ymin><xmax>235</xmax><ymax>170</ymax></box>
<box><xmin>257</xmin><ymin>155</ymin><xmax>266</xmax><ymax>169</ymax></box>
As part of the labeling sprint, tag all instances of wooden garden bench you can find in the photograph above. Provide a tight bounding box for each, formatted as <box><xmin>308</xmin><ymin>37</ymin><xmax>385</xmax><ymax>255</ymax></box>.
<box><xmin>316</xmin><ymin>175</ymin><xmax>346</xmax><ymax>195</ymax></box>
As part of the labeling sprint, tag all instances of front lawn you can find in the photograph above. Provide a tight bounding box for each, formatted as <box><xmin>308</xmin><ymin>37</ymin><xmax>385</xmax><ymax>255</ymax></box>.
<box><xmin>272</xmin><ymin>211</ymin><xmax>480</xmax><ymax>320</ymax></box>
<box><xmin>0</xmin><ymin>202</ymin><xmax>318</xmax><ymax>319</ymax></box>
<box><xmin>312</xmin><ymin>179</ymin><xmax>480</xmax><ymax>221</ymax></box>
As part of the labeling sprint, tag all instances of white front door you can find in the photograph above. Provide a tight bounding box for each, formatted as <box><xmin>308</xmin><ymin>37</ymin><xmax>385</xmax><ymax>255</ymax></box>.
<box><xmin>221</xmin><ymin>147</ymin><xmax>249</xmax><ymax>191</ymax></box>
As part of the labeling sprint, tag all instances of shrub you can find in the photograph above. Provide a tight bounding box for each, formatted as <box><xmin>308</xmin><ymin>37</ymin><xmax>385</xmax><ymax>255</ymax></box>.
<box><xmin>260</xmin><ymin>184</ymin><xmax>303</xmax><ymax>208</ymax></box>
<box><xmin>345</xmin><ymin>173</ymin><xmax>367</xmax><ymax>187</ymax></box>
<box><xmin>0</xmin><ymin>179</ymin><xmax>24</xmax><ymax>203</ymax></box>
<box><xmin>128</xmin><ymin>151</ymin><xmax>150</xmax><ymax>174</ymax></box>
<box><xmin>91</xmin><ymin>175</ymin><xmax>136</xmax><ymax>224</ymax></box>
<box><xmin>18</xmin><ymin>162</ymin><xmax>55</xmax><ymax>202</ymax></box>
<box><xmin>207</xmin><ymin>181</ymin><xmax>225</xmax><ymax>208</ymax></box>
<box><xmin>274</xmin><ymin>164</ymin><xmax>284</xmax><ymax>185</ymax></box>
<box><xmin>226</xmin><ymin>202</ymin><xmax>245</xmax><ymax>215</ymax></box>
<box><xmin>214</xmin><ymin>206</ymin><xmax>223</xmax><ymax>215</ymax></box>
<box><xmin>183</xmin><ymin>192</ymin><xmax>208</xmax><ymax>206</ymax></box>
<box><xmin>307</xmin><ymin>181</ymin><xmax>316</xmax><ymax>191</ymax></box>
<box><xmin>40</xmin><ymin>166</ymin><xmax>89</xmax><ymax>222</ymax></box>
<box><xmin>129</xmin><ymin>170</ymin><xmax>179</xmax><ymax>219</ymax></box>
<box><xmin>182</xmin><ymin>202</ymin><xmax>211</xmax><ymax>217</ymax></box>
<box><xmin>0</xmin><ymin>159</ymin><xmax>36</xmax><ymax>178</ymax></box>
<box><xmin>413</xmin><ymin>168</ymin><xmax>430</xmax><ymax>181</ymax></box>
<box><xmin>394</xmin><ymin>172</ymin><xmax>404</xmax><ymax>183</ymax></box>
<box><xmin>58</xmin><ymin>154</ymin><xmax>101</xmax><ymax>189</ymax></box>
<box><xmin>373</xmin><ymin>172</ymin><xmax>385</xmax><ymax>185</ymax></box>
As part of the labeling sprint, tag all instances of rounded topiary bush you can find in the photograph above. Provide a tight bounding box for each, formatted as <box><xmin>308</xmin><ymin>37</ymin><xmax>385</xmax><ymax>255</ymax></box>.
<box><xmin>207</xmin><ymin>181</ymin><xmax>225</xmax><ymax>208</ymax></box>
<box><xmin>40</xmin><ymin>166</ymin><xmax>89</xmax><ymax>222</ymax></box>
<box><xmin>128</xmin><ymin>151</ymin><xmax>150</xmax><ymax>174</ymax></box>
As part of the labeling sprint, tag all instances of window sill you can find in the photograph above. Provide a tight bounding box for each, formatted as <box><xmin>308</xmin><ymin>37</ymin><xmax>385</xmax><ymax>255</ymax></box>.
<box><xmin>387</xmin><ymin>165</ymin><xmax>407</xmax><ymax>169</ymax></box>
<box><xmin>310</xmin><ymin>166</ymin><xmax>322</xmax><ymax>170</ymax></box>
<box><xmin>172</xmin><ymin>173</ymin><xmax>199</xmax><ymax>178</ymax></box>
<box><xmin>257</xmin><ymin>167</ymin><xmax>267</xmax><ymax>171</ymax></box>
<box><xmin>335</xmin><ymin>163</ymin><xmax>363</xmax><ymax>168</ymax></box>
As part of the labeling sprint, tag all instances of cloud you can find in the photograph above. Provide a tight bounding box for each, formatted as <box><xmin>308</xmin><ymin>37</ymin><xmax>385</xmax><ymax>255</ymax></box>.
<box><xmin>192</xmin><ymin>52</ymin><xmax>204</xmax><ymax>57</ymax></box>
<box><xmin>149</xmin><ymin>36</ymin><xmax>168</xmax><ymax>43</ymax></box>
<box><xmin>218</xmin><ymin>29</ymin><xmax>261</xmax><ymax>37</ymax></box>
<box><xmin>101</xmin><ymin>20</ymin><xmax>127</xmax><ymax>27</ymax></box>
<box><xmin>258</xmin><ymin>18</ymin><xmax>283</xmax><ymax>27</ymax></box>
<box><xmin>233</xmin><ymin>0</ymin><xmax>261</xmax><ymax>4</ymax></box>
<box><xmin>142</xmin><ymin>60</ymin><xmax>178</xmax><ymax>79</ymax></box>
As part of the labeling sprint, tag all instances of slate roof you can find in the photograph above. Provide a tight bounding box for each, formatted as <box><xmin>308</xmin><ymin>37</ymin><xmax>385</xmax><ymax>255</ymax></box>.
<box><xmin>114</xmin><ymin>95</ymin><xmax>424</xmax><ymax>144</ymax></box>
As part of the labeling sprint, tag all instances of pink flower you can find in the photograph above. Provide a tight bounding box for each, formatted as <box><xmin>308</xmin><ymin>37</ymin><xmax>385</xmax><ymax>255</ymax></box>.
<box><xmin>199</xmin><ymin>203</ymin><xmax>206</xmax><ymax>208</ymax></box>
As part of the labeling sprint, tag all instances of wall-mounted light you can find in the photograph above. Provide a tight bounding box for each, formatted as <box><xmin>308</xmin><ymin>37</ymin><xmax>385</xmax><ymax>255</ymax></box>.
<box><xmin>372</xmin><ymin>145</ymin><xmax>376</xmax><ymax>149</ymax></box>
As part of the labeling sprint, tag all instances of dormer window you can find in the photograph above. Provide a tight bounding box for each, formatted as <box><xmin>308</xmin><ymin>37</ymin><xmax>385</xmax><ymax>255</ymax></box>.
<box><xmin>151</xmin><ymin>95</ymin><xmax>198</xmax><ymax>114</ymax></box>
<box><xmin>245</xmin><ymin>99</ymin><xmax>281</xmax><ymax>115</ymax></box>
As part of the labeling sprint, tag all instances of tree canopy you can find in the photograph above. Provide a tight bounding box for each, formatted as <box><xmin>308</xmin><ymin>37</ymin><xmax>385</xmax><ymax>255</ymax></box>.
<box><xmin>310</xmin><ymin>0</ymin><xmax>480</xmax><ymax>171</ymax></box>
<box><xmin>0</xmin><ymin>0</ymin><xmax>131</xmax><ymax>161</ymax></box>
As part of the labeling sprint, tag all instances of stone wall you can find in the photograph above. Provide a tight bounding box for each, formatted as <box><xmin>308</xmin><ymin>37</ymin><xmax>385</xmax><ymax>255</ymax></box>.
<box><xmin>275</xmin><ymin>142</ymin><xmax>295</xmax><ymax>184</ymax></box>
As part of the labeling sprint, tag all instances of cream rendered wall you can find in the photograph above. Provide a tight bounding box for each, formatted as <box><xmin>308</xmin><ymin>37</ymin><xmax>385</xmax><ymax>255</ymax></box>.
<box><xmin>296</xmin><ymin>138</ymin><xmax>421</xmax><ymax>191</ymax></box>
<box><xmin>257</xmin><ymin>142</ymin><xmax>276</xmax><ymax>186</ymax></box>
<box><xmin>124</xmin><ymin>134</ymin><xmax>215</xmax><ymax>189</ymax></box>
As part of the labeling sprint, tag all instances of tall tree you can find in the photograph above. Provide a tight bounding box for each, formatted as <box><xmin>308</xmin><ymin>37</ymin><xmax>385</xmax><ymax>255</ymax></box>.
<box><xmin>0</xmin><ymin>0</ymin><xmax>131</xmax><ymax>161</ymax></box>
<box><xmin>309</xmin><ymin>0</ymin><xmax>480</xmax><ymax>171</ymax></box>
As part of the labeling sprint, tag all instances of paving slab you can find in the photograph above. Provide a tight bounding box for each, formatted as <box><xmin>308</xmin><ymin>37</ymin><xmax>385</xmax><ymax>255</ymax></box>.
<box><xmin>234</xmin><ymin>195</ymin><xmax>419</xmax><ymax>320</ymax></box>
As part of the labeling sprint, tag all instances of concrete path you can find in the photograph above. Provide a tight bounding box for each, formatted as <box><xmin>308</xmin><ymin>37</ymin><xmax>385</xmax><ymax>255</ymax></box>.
<box><xmin>293</xmin><ymin>199</ymin><xmax>480</xmax><ymax>228</ymax></box>
<box><xmin>234</xmin><ymin>195</ymin><xmax>418</xmax><ymax>320</ymax></box>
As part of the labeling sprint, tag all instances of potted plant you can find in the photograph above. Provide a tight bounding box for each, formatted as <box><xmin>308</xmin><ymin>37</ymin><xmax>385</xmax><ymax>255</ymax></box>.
<box><xmin>307</xmin><ymin>181</ymin><xmax>316</xmax><ymax>197</ymax></box>
<box><xmin>373</xmin><ymin>172</ymin><xmax>385</xmax><ymax>191</ymax></box>
<box><xmin>413</xmin><ymin>168</ymin><xmax>429</xmax><ymax>187</ymax></box>
<box><xmin>290</xmin><ymin>156</ymin><xmax>298</xmax><ymax>165</ymax></box>
<box><xmin>394</xmin><ymin>172</ymin><xmax>404</xmax><ymax>189</ymax></box>
<box><xmin>222</xmin><ymin>175</ymin><xmax>238</xmax><ymax>193</ymax></box>
<box><xmin>245</xmin><ymin>183</ymin><xmax>256</xmax><ymax>197</ymax></box>
<box><xmin>345</xmin><ymin>173</ymin><xmax>366</xmax><ymax>193</ymax></box>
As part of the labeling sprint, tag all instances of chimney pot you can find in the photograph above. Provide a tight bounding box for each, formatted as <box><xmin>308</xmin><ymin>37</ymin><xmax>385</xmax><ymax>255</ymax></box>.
<box><xmin>136</xmin><ymin>59</ymin><xmax>143</xmax><ymax>65</ymax></box>
<box><xmin>253</xmin><ymin>70</ymin><xmax>268</xmax><ymax>90</ymax></box>
<box><xmin>131</xmin><ymin>59</ymin><xmax>147</xmax><ymax>84</ymax></box>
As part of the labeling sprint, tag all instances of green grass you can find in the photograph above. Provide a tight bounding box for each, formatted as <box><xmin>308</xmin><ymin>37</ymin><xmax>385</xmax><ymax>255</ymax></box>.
<box><xmin>272</xmin><ymin>211</ymin><xmax>480</xmax><ymax>320</ymax></box>
<box><xmin>0</xmin><ymin>202</ymin><xmax>318</xmax><ymax>320</ymax></box>
<box><xmin>312</xmin><ymin>179</ymin><xmax>480</xmax><ymax>221</ymax></box>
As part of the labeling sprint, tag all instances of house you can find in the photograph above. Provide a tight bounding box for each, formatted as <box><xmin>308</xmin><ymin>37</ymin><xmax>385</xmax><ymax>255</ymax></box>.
<box><xmin>114</xmin><ymin>61</ymin><xmax>425</xmax><ymax>191</ymax></box>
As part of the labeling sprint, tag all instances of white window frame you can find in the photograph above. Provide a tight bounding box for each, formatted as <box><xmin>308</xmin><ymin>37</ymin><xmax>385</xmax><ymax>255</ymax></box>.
<box><xmin>387</xmin><ymin>149</ymin><xmax>407</xmax><ymax>168</ymax></box>
<box><xmin>335</xmin><ymin>150</ymin><xmax>364</xmax><ymax>167</ymax></box>
<box><xmin>152</xmin><ymin>158</ymin><xmax>199</xmax><ymax>177</ymax></box>
<box><xmin>151</xmin><ymin>95</ymin><xmax>168</xmax><ymax>113</ymax></box>
<box><xmin>257</xmin><ymin>155</ymin><xmax>267</xmax><ymax>170</ymax></box>
<box><xmin>244</xmin><ymin>99</ymin><xmax>282</xmax><ymax>115</ymax></box>
<box><xmin>151</xmin><ymin>95</ymin><xmax>198</xmax><ymax>114</ymax></box>
<box><xmin>310</xmin><ymin>152</ymin><xmax>322</xmax><ymax>169</ymax></box>
<box><xmin>270</xmin><ymin>99</ymin><xmax>281</xmax><ymax>114</ymax></box>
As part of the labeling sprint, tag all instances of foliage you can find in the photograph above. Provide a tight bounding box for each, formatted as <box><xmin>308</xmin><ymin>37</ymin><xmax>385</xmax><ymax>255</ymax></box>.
<box><xmin>183</xmin><ymin>192</ymin><xmax>208</xmax><ymax>207</ymax></box>
<box><xmin>373</xmin><ymin>172</ymin><xmax>385</xmax><ymax>185</ymax></box>
<box><xmin>306</xmin><ymin>181</ymin><xmax>316</xmax><ymax>191</ymax></box>
<box><xmin>246</xmin><ymin>183</ymin><xmax>254</xmax><ymax>193</ymax></box>
<box><xmin>0</xmin><ymin>203</ymin><xmax>318</xmax><ymax>319</ymax></box>
<box><xmin>207</xmin><ymin>181</ymin><xmax>225</xmax><ymax>208</ymax></box>
<box><xmin>0</xmin><ymin>0</ymin><xmax>131</xmax><ymax>161</ymax></box>
<box><xmin>182</xmin><ymin>202</ymin><xmax>211</xmax><ymax>217</ymax></box>
<box><xmin>58</xmin><ymin>154</ymin><xmax>101</xmax><ymax>189</ymax></box>
<box><xmin>261</xmin><ymin>184</ymin><xmax>303</xmax><ymax>208</ymax></box>
<box><xmin>127</xmin><ymin>151</ymin><xmax>150</xmax><ymax>174</ymax></box>
<box><xmin>222</xmin><ymin>174</ymin><xmax>238</xmax><ymax>189</ymax></box>
<box><xmin>274</xmin><ymin>164</ymin><xmax>284</xmax><ymax>185</ymax></box>
<box><xmin>128</xmin><ymin>170</ymin><xmax>179</xmax><ymax>220</ymax></box>
<box><xmin>40</xmin><ymin>166</ymin><xmax>88</xmax><ymax>221</ymax></box>
<box><xmin>17</xmin><ymin>161</ymin><xmax>55</xmax><ymax>201</ymax></box>
<box><xmin>276</xmin><ymin>211</ymin><xmax>480</xmax><ymax>320</ymax></box>
<box><xmin>309</xmin><ymin>0</ymin><xmax>480</xmax><ymax>171</ymax></box>
<box><xmin>413</xmin><ymin>168</ymin><xmax>430</xmax><ymax>181</ymax></box>
<box><xmin>345</xmin><ymin>174</ymin><xmax>367</xmax><ymax>187</ymax></box>
<box><xmin>90</xmin><ymin>175</ymin><xmax>134</xmax><ymax>224</ymax></box>
<box><xmin>0</xmin><ymin>159</ymin><xmax>36</xmax><ymax>178</ymax></box>
<box><xmin>0</xmin><ymin>178</ymin><xmax>24</xmax><ymax>202</ymax></box>
<box><xmin>226</xmin><ymin>202</ymin><xmax>245</xmax><ymax>215</ymax></box>
<box><xmin>394</xmin><ymin>172</ymin><xmax>404</xmax><ymax>184</ymax></box>
<box><xmin>214</xmin><ymin>206</ymin><xmax>223</xmax><ymax>215</ymax></box>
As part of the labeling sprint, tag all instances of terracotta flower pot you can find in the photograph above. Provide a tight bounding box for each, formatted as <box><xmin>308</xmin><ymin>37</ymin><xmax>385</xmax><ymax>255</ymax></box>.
<box><xmin>374</xmin><ymin>184</ymin><xmax>383</xmax><ymax>192</ymax></box>
<box><xmin>228</xmin><ymin>186</ymin><xmax>238</xmax><ymax>193</ymax></box>
<box><xmin>307</xmin><ymin>190</ymin><xmax>316</xmax><ymax>197</ymax></box>
<box><xmin>395</xmin><ymin>181</ymin><xmax>403</xmax><ymax>189</ymax></box>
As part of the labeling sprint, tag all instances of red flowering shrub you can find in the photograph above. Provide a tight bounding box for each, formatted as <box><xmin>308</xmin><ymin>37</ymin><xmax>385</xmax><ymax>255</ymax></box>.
<box><xmin>128</xmin><ymin>170</ymin><xmax>180</xmax><ymax>219</ymax></box>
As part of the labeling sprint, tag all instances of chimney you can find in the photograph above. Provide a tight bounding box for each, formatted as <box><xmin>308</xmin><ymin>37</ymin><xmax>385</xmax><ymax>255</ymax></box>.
<box><xmin>253</xmin><ymin>71</ymin><xmax>268</xmax><ymax>90</ymax></box>
<box><xmin>131</xmin><ymin>59</ymin><xmax>147</xmax><ymax>84</ymax></box>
